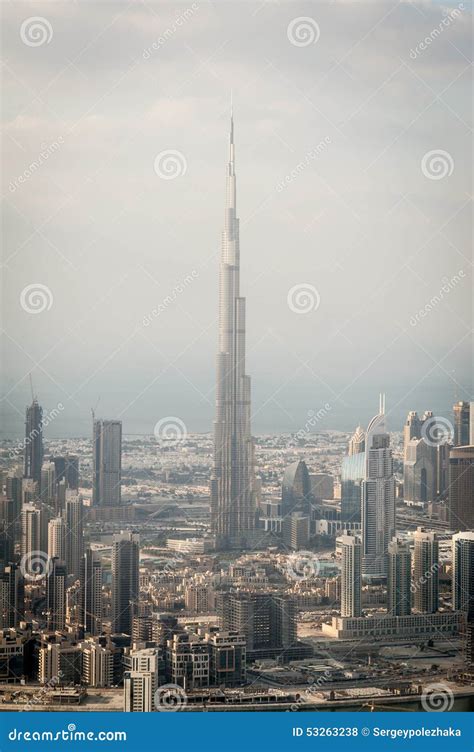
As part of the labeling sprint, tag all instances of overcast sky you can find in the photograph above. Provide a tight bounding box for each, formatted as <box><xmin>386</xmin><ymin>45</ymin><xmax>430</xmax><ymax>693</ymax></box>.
<box><xmin>1</xmin><ymin>0</ymin><xmax>472</xmax><ymax>439</ymax></box>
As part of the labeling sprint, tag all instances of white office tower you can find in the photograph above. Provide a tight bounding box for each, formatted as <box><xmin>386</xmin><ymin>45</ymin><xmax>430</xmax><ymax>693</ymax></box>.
<box><xmin>210</xmin><ymin>110</ymin><xmax>257</xmax><ymax>551</ymax></box>
<box><xmin>361</xmin><ymin>396</ymin><xmax>396</xmax><ymax>578</ymax></box>
<box><xmin>338</xmin><ymin>532</ymin><xmax>362</xmax><ymax>617</ymax></box>
<box><xmin>413</xmin><ymin>527</ymin><xmax>439</xmax><ymax>614</ymax></box>
<box><xmin>387</xmin><ymin>537</ymin><xmax>411</xmax><ymax>616</ymax></box>
<box><xmin>452</xmin><ymin>531</ymin><xmax>474</xmax><ymax>615</ymax></box>
<box><xmin>47</xmin><ymin>517</ymin><xmax>66</xmax><ymax>563</ymax></box>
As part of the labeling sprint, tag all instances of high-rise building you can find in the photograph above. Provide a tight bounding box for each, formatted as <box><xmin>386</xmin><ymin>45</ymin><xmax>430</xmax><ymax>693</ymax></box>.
<box><xmin>166</xmin><ymin>633</ymin><xmax>210</xmax><ymax>690</ymax></box>
<box><xmin>206</xmin><ymin>630</ymin><xmax>246</xmax><ymax>687</ymax></box>
<box><xmin>24</xmin><ymin>399</ymin><xmax>43</xmax><ymax>484</ymax></box>
<box><xmin>46</xmin><ymin>557</ymin><xmax>67</xmax><ymax>631</ymax></box>
<box><xmin>448</xmin><ymin>446</ymin><xmax>474</xmax><ymax>530</ymax></box>
<box><xmin>93</xmin><ymin>419</ymin><xmax>122</xmax><ymax>506</ymax></box>
<box><xmin>40</xmin><ymin>462</ymin><xmax>56</xmax><ymax>507</ymax></box>
<box><xmin>47</xmin><ymin>517</ymin><xmax>67</xmax><ymax>563</ymax></box>
<box><xmin>111</xmin><ymin>532</ymin><xmax>139</xmax><ymax>635</ymax></box>
<box><xmin>80</xmin><ymin>548</ymin><xmax>103</xmax><ymax>636</ymax></box>
<box><xmin>348</xmin><ymin>426</ymin><xmax>365</xmax><ymax>456</ymax></box>
<box><xmin>338</xmin><ymin>532</ymin><xmax>362</xmax><ymax>618</ymax></box>
<box><xmin>309</xmin><ymin>473</ymin><xmax>334</xmax><ymax>500</ymax></box>
<box><xmin>52</xmin><ymin>455</ymin><xmax>79</xmax><ymax>491</ymax></box>
<box><xmin>123</xmin><ymin>670</ymin><xmax>155</xmax><ymax>712</ymax></box>
<box><xmin>219</xmin><ymin>591</ymin><xmax>296</xmax><ymax>655</ymax></box>
<box><xmin>341</xmin><ymin>451</ymin><xmax>365</xmax><ymax>523</ymax></box>
<box><xmin>0</xmin><ymin>564</ymin><xmax>24</xmax><ymax>629</ymax></box>
<box><xmin>361</xmin><ymin>396</ymin><xmax>395</xmax><ymax>577</ymax></box>
<box><xmin>452</xmin><ymin>532</ymin><xmax>474</xmax><ymax>617</ymax></box>
<box><xmin>20</xmin><ymin>504</ymin><xmax>44</xmax><ymax>558</ymax></box>
<box><xmin>124</xmin><ymin>646</ymin><xmax>162</xmax><ymax>699</ymax></box>
<box><xmin>403</xmin><ymin>439</ymin><xmax>436</xmax><ymax>504</ymax></box>
<box><xmin>281</xmin><ymin>460</ymin><xmax>312</xmax><ymax>516</ymax></box>
<box><xmin>65</xmin><ymin>494</ymin><xmax>84</xmax><ymax>580</ymax></box>
<box><xmin>282</xmin><ymin>512</ymin><xmax>310</xmax><ymax>550</ymax></box>
<box><xmin>82</xmin><ymin>639</ymin><xmax>114</xmax><ymax>687</ymax></box>
<box><xmin>210</xmin><ymin>112</ymin><xmax>256</xmax><ymax>550</ymax></box>
<box><xmin>387</xmin><ymin>537</ymin><xmax>411</xmax><ymax>616</ymax></box>
<box><xmin>403</xmin><ymin>411</ymin><xmax>422</xmax><ymax>456</ymax></box>
<box><xmin>413</xmin><ymin>528</ymin><xmax>438</xmax><ymax>614</ymax></box>
<box><xmin>453</xmin><ymin>401</ymin><xmax>470</xmax><ymax>446</ymax></box>
<box><xmin>470</xmin><ymin>402</ymin><xmax>474</xmax><ymax>446</ymax></box>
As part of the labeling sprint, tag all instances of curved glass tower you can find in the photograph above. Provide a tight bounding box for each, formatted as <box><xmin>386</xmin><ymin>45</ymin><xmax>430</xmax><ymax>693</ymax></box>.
<box><xmin>211</xmin><ymin>111</ymin><xmax>256</xmax><ymax>550</ymax></box>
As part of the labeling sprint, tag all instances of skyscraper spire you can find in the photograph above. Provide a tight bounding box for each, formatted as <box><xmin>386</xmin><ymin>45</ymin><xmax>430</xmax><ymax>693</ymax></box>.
<box><xmin>211</xmin><ymin>111</ymin><xmax>256</xmax><ymax>550</ymax></box>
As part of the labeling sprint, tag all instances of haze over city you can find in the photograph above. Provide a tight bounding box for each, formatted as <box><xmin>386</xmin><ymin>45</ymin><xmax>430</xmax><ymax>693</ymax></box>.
<box><xmin>1</xmin><ymin>0</ymin><xmax>472</xmax><ymax>438</ymax></box>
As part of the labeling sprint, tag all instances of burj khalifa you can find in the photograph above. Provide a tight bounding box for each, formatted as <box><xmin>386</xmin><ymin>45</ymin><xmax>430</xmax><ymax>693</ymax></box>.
<box><xmin>210</xmin><ymin>110</ymin><xmax>256</xmax><ymax>550</ymax></box>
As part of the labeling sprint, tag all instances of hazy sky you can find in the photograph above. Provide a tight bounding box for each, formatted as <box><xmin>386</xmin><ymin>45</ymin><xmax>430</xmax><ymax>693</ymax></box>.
<box><xmin>1</xmin><ymin>0</ymin><xmax>472</xmax><ymax>438</ymax></box>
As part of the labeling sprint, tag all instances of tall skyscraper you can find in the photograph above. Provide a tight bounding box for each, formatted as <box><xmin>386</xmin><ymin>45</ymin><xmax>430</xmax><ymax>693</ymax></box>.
<box><xmin>80</xmin><ymin>548</ymin><xmax>103</xmax><ymax>636</ymax></box>
<box><xmin>452</xmin><ymin>532</ymin><xmax>474</xmax><ymax>616</ymax></box>
<box><xmin>65</xmin><ymin>494</ymin><xmax>84</xmax><ymax>580</ymax></box>
<box><xmin>210</xmin><ymin>112</ymin><xmax>256</xmax><ymax>550</ymax></box>
<box><xmin>448</xmin><ymin>446</ymin><xmax>474</xmax><ymax>530</ymax></box>
<box><xmin>413</xmin><ymin>527</ymin><xmax>439</xmax><ymax>614</ymax></box>
<box><xmin>40</xmin><ymin>461</ymin><xmax>56</xmax><ymax>507</ymax></box>
<box><xmin>338</xmin><ymin>532</ymin><xmax>362</xmax><ymax>618</ymax></box>
<box><xmin>0</xmin><ymin>563</ymin><xmax>24</xmax><ymax>629</ymax></box>
<box><xmin>387</xmin><ymin>537</ymin><xmax>411</xmax><ymax>616</ymax></box>
<box><xmin>47</xmin><ymin>517</ymin><xmax>67</xmax><ymax>562</ymax></box>
<box><xmin>361</xmin><ymin>396</ymin><xmax>395</xmax><ymax>577</ymax></box>
<box><xmin>24</xmin><ymin>398</ymin><xmax>43</xmax><ymax>484</ymax></box>
<box><xmin>341</xmin><ymin>451</ymin><xmax>365</xmax><ymax>523</ymax></box>
<box><xmin>403</xmin><ymin>439</ymin><xmax>436</xmax><ymax>504</ymax></box>
<box><xmin>453</xmin><ymin>401</ymin><xmax>470</xmax><ymax>446</ymax></box>
<box><xmin>46</xmin><ymin>557</ymin><xmax>67</xmax><ymax>631</ymax></box>
<box><xmin>93</xmin><ymin>419</ymin><xmax>122</xmax><ymax>506</ymax></box>
<box><xmin>403</xmin><ymin>411</ymin><xmax>421</xmax><ymax>456</ymax></box>
<box><xmin>111</xmin><ymin>532</ymin><xmax>139</xmax><ymax>635</ymax></box>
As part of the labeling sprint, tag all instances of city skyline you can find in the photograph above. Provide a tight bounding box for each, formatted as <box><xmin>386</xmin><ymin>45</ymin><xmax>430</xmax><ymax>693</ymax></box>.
<box><xmin>0</xmin><ymin>0</ymin><xmax>472</xmax><ymax>721</ymax></box>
